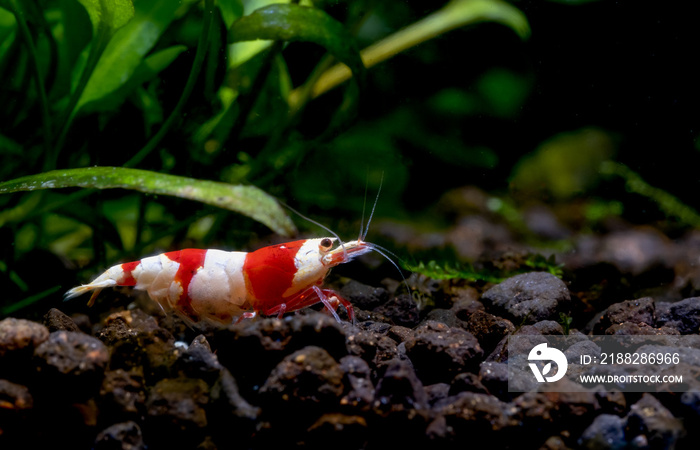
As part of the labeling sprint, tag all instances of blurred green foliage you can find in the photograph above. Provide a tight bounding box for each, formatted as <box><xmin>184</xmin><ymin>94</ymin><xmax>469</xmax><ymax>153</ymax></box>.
<box><xmin>600</xmin><ymin>161</ymin><xmax>700</xmax><ymax>229</ymax></box>
<box><xmin>404</xmin><ymin>253</ymin><xmax>564</xmax><ymax>283</ymax></box>
<box><xmin>0</xmin><ymin>0</ymin><xmax>532</xmax><ymax>316</ymax></box>
<box><xmin>510</xmin><ymin>127</ymin><xmax>616</xmax><ymax>201</ymax></box>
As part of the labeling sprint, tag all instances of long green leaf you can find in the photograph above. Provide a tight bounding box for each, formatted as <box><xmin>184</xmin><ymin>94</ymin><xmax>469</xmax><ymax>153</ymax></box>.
<box><xmin>53</xmin><ymin>0</ymin><xmax>135</xmax><ymax>164</ymax></box>
<box><xmin>294</xmin><ymin>0</ymin><xmax>530</xmax><ymax>103</ymax></box>
<box><xmin>229</xmin><ymin>4</ymin><xmax>365</xmax><ymax>79</ymax></box>
<box><xmin>76</xmin><ymin>0</ymin><xmax>135</xmax><ymax>36</ymax></box>
<box><xmin>218</xmin><ymin>0</ymin><xmax>243</xmax><ymax>28</ymax></box>
<box><xmin>0</xmin><ymin>285</ymin><xmax>62</xmax><ymax>317</ymax></box>
<box><xmin>80</xmin><ymin>44</ymin><xmax>188</xmax><ymax>113</ymax></box>
<box><xmin>0</xmin><ymin>167</ymin><xmax>296</xmax><ymax>236</ymax></box>
<box><xmin>77</xmin><ymin>0</ymin><xmax>180</xmax><ymax>111</ymax></box>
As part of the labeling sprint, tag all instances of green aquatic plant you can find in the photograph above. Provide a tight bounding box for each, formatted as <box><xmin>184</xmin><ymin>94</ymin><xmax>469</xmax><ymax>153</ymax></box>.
<box><xmin>0</xmin><ymin>0</ymin><xmax>531</xmax><ymax>317</ymax></box>
<box><xmin>404</xmin><ymin>260</ymin><xmax>505</xmax><ymax>283</ymax></box>
<box><xmin>522</xmin><ymin>254</ymin><xmax>564</xmax><ymax>278</ymax></box>
<box><xmin>558</xmin><ymin>312</ymin><xmax>573</xmax><ymax>335</ymax></box>
<box><xmin>404</xmin><ymin>253</ymin><xmax>563</xmax><ymax>284</ymax></box>
<box><xmin>600</xmin><ymin>161</ymin><xmax>700</xmax><ymax>228</ymax></box>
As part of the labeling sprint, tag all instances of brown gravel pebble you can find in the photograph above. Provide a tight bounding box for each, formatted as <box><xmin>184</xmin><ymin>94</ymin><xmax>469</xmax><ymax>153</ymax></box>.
<box><xmin>0</xmin><ymin>317</ymin><xmax>49</xmax><ymax>357</ymax></box>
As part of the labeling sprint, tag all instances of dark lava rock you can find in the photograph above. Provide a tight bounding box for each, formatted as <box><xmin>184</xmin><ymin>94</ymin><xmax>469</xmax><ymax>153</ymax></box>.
<box><xmin>478</xmin><ymin>361</ymin><xmax>509</xmax><ymax>399</ymax></box>
<box><xmin>435</xmin><ymin>392</ymin><xmax>513</xmax><ymax>445</ymax></box>
<box><xmin>0</xmin><ymin>317</ymin><xmax>49</xmax><ymax>359</ymax></box>
<box><xmin>564</xmin><ymin>339</ymin><xmax>601</xmax><ymax>364</ymax></box>
<box><xmin>545</xmin><ymin>388</ymin><xmax>601</xmax><ymax>431</ymax></box>
<box><xmin>448</xmin><ymin>287</ymin><xmax>484</xmax><ymax>321</ymax></box>
<box><xmin>145</xmin><ymin>377</ymin><xmax>210</xmax><ymax>447</ymax></box>
<box><xmin>404</xmin><ymin>320</ymin><xmax>483</xmax><ymax>384</ymax></box>
<box><xmin>606</xmin><ymin>297</ymin><xmax>655</xmax><ymax>326</ymax></box>
<box><xmin>340</xmin><ymin>280</ymin><xmax>389</xmax><ymax>310</ymax></box>
<box><xmin>373</xmin><ymin>358</ymin><xmax>428</xmax><ymax>412</ymax></box>
<box><xmin>98</xmin><ymin>310</ymin><xmax>179</xmax><ymax>382</ymax></box>
<box><xmin>34</xmin><ymin>330</ymin><xmax>109</xmax><ymax>399</ymax></box>
<box><xmin>0</xmin><ymin>379</ymin><xmax>33</xmax><ymax>411</ymax></box>
<box><xmin>373</xmin><ymin>293</ymin><xmax>420</xmax><ymax>327</ymax></box>
<box><xmin>306</xmin><ymin>413</ymin><xmax>369</xmax><ymax>450</ymax></box>
<box><xmin>0</xmin><ymin>379</ymin><xmax>33</xmax><ymax>442</ymax></box>
<box><xmin>486</xmin><ymin>330</ymin><xmax>547</xmax><ymax>364</ymax></box>
<box><xmin>213</xmin><ymin>313</ymin><xmax>347</xmax><ymax>395</ymax></box>
<box><xmin>425</xmin><ymin>382</ymin><xmax>451</xmax><ymax>406</ymax></box>
<box><xmin>606</xmin><ymin>322</ymin><xmax>680</xmax><ymax>336</ymax></box>
<box><xmin>98</xmin><ymin>309</ymin><xmax>165</xmax><ymax>346</ymax></box>
<box><xmin>94</xmin><ymin>421</ymin><xmax>145</xmax><ymax>450</ymax></box>
<box><xmin>99</xmin><ymin>368</ymin><xmax>146</xmax><ymax>421</ymax></box>
<box><xmin>449</xmin><ymin>372</ymin><xmax>489</xmax><ymax>396</ymax></box>
<box><xmin>539</xmin><ymin>436</ymin><xmax>571</xmax><ymax>450</ymax></box>
<box><xmin>680</xmin><ymin>391</ymin><xmax>700</xmax><ymax>415</ymax></box>
<box><xmin>253</xmin><ymin>346</ymin><xmax>346</xmax><ymax>447</ymax></box>
<box><xmin>595</xmin><ymin>391</ymin><xmax>627</xmax><ymax>416</ymax></box>
<box><xmin>43</xmin><ymin>308</ymin><xmax>80</xmax><ymax>332</ymax></box>
<box><xmin>260</xmin><ymin>346</ymin><xmax>344</xmax><ymax>411</ymax></box>
<box><xmin>532</xmin><ymin>320</ymin><xmax>565</xmax><ymax>335</ymax></box>
<box><xmin>371</xmin><ymin>358</ymin><xmax>430</xmax><ymax>445</ymax></box>
<box><xmin>174</xmin><ymin>335</ymin><xmax>222</xmax><ymax>384</ymax></box>
<box><xmin>626</xmin><ymin>394</ymin><xmax>684</xmax><ymax>449</ymax></box>
<box><xmin>597</xmin><ymin>228</ymin><xmax>674</xmax><ymax>276</ymax></box>
<box><xmin>511</xmin><ymin>392</ymin><xmax>558</xmax><ymax>434</ymax></box>
<box><xmin>0</xmin><ymin>318</ymin><xmax>49</xmax><ymax>383</ymax></box>
<box><xmin>210</xmin><ymin>368</ymin><xmax>259</xmax><ymax>422</ymax></box>
<box><xmin>346</xmin><ymin>329</ymin><xmax>399</xmax><ymax>374</ymax></box>
<box><xmin>351</xmin><ymin>307</ymin><xmax>393</xmax><ymax>324</ymax></box>
<box><xmin>655</xmin><ymin>297</ymin><xmax>700</xmax><ymax>334</ymax></box>
<box><xmin>97</xmin><ymin>314</ymin><xmax>140</xmax><ymax>347</ymax></box>
<box><xmin>339</xmin><ymin>355</ymin><xmax>374</xmax><ymax>410</ymax></box>
<box><xmin>355</xmin><ymin>320</ymin><xmax>392</xmax><ymax>335</ymax></box>
<box><xmin>387</xmin><ymin>325</ymin><xmax>413</xmax><ymax>343</ymax></box>
<box><xmin>578</xmin><ymin>414</ymin><xmax>626</xmax><ymax>449</ymax></box>
<box><xmin>421</xmin><ymin>308</ymin><xmax>461</xmax><ymax>328</ymax></box>
<box><xmin>513</xmin><ymin>383</ymin><xmax>601</xmax><ymax>437</ymax></box>
<box><xmin>514</xmin><ymin>324</ymin><xmax>546</xmax><ymax>336</ymax></box>
<box><xmin>463</xmin><ymin>310</ymin><xmax>515</xmax><ymax>354</ymax></box>
<box><xmin>207</xmin><ymin>368</ymin><xmax>259</xmax><ymax>447</ymax></box>
<box><xmin>481</xmin><ymin>272</ymin><xmax>571</xmax><ymax>324</ymax></box>
<box><xmin>594</xmin><ymin>297</ymin><xmax>658</xmax><ymax>334</ymax></box>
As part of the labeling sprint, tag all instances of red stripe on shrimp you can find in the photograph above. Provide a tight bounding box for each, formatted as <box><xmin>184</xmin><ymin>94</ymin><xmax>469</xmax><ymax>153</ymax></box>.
<box><xmin>120</xmin><ymin>261</ymin><xmax>141</xmax><ymax>286</ymax></box>
<box><xmin>164</xmin><ymin>249</ymin><xmax>208</xmax><ymax>319</ymax></box>
<box><xmin>242</xmin><ymin>240</ymin><xmax>305</xmax><ymax>309</ymax></box>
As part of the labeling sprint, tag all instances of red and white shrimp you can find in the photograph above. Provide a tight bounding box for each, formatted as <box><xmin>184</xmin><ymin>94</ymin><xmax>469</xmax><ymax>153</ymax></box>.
<box><xmin>64</xmin><ymin>237</ymin><xmax>378</xmax><ymax>324</ymax></box>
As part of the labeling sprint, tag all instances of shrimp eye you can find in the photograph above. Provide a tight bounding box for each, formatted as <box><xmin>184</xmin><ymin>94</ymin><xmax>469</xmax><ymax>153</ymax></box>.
<box><xmin>320</xmin><ymin>238</ymin><xmax>333</xmax><ymax>250</ymax></box>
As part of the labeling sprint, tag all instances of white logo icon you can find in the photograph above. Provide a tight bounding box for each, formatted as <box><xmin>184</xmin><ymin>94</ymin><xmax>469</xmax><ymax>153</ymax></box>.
<box><xmin>528</xmin><ymin>343</ymin><xmax>568</xmax><ymax>383</ymax></box>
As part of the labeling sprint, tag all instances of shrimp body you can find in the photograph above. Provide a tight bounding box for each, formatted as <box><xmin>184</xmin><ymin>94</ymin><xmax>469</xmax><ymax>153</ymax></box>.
<box><xmin>65</xmin><ymin>238</ymin><xmax>373</xmax><ymax>324</ymax></box>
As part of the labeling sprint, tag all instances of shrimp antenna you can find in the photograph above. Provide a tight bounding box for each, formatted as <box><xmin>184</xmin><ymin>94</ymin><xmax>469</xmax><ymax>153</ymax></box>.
<box><xmin>358</xmin><ymin>173</ymin><xmax>370</xmax><ymax>241</ymax></box>
<box><xmin>280</xmin><ymin>201</ymin><xmax>347</xmax><ymax>259</ymax></box>
<box><xmin>366</xmin><ymin>243</ymin><xmax>412</xmax><ymax>296</ymax></box>
<box><xmin>361</xmin><ymin>172</ymin><xmax>384</xmax><ymax>241</ymax></box>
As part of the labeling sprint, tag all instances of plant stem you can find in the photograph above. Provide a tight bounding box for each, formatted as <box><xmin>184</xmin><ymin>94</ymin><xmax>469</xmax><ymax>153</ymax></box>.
<box><xmin>0</xmin><ymin>286</ymin><xmax>62</xmax><ymax>316</ymax></box>
<box><xmin>225</xmin><ymin>40</ymin><xmax>284</xmax><ymax>145</ymax></box>
<box><xmin>10</xmin><ymin>0</ymin><xmax>52</xmax><ymax>160</ymax></box>
<box><xmin>52</xmin><ymin>24</ymin><xmax>113</xmax><ymax>169</ymax></box>
<box><xmin>288</xmin><ymin>0</ymin><xmax>529</xmax><ymax>108</ymax></box>
<box><xmin>124</xmin><ymin>0</ymin><xmax>215</xmax><ymax>168</ymax></box>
